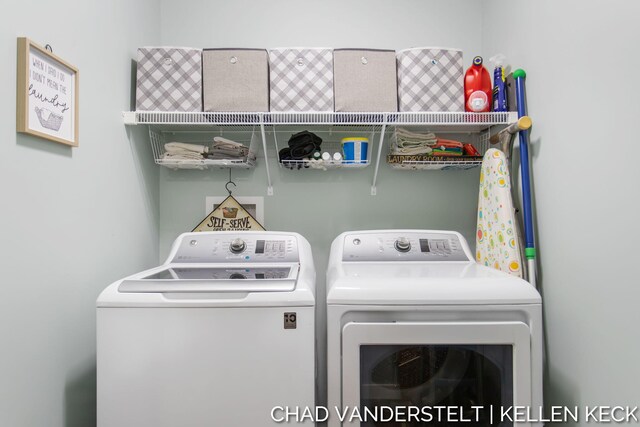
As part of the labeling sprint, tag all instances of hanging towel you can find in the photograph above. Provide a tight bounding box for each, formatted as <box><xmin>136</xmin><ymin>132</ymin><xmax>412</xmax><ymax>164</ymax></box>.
<box><xmin>475</xmin><ymin>148</ymin><xmax>523</xmax><ymax>278</ymax></box>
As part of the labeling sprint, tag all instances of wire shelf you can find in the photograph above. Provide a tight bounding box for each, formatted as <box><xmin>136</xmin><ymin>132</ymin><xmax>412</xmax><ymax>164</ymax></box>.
<box><xmin>388</xmin><ymin>157</ymin><xmax>483</xmax><ymax>170</ymax></box>
<box><xmin>123</xmin><ymin>110</ymin><xmax>514</xmax><ymax>194</ymax></box>
<box><xmin>279</xmin><ymin>159</ymin><xmax>369</xmax><ymax>170</ymax></box>
<box><xmin>125</xmin><ymin>111</ymin><xmax>263</xmax><ymax>125</ymax></box>
<box><xmin>124</xmin><ymin>111</ymin><xmax>517</xmax><ymax>131</ymax></box>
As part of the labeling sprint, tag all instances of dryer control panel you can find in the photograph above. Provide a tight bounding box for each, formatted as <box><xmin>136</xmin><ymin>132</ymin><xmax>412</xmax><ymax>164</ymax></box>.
<box><xmin>169</xmin><ymin>233</ymin><xmax>299</xmax><ymax>263</ymax></box>
<box><xmin>342</xmin><ymin>231</ymin><xmax>472</xmax><ymax>262</ymax></box>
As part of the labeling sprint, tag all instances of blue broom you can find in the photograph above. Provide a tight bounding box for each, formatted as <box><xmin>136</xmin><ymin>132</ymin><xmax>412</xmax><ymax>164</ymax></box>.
<box><xmin>513</xmin><ymin>69</ymin><xmax>537</xmax><ymax>288</ymax></box>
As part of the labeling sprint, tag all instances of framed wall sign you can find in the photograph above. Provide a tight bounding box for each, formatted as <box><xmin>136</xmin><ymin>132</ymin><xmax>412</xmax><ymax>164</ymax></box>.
<box><xmin>16</xmin><ymin>38</ymin><xmax>79</xmax><ymax>147</ymax></box>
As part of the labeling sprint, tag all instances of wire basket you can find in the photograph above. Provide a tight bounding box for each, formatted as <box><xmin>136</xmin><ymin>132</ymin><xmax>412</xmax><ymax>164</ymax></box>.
<box><xmin>387</xmin><ymin>127</ymin><xmax>488</xmax><ymax>171</ymax></box>
<box><xmin>149</xmin><ymin>126</ymin><xmax>258</xmax><ymax>170</ymax></box>
<box><xmin>274</xmin><ymin>127</ymin><xmax>375</xmax><ymax>171</ymax></box>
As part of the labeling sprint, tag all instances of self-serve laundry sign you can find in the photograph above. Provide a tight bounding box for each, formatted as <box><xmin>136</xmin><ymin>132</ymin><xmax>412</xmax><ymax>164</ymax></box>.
<box><xmin>193</xmin><ymin>195</ymin><xmax>265</xmax><ymax>232</ymax></box>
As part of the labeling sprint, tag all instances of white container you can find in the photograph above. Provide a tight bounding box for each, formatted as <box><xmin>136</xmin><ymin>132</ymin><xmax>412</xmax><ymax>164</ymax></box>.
<box><xmin>341</xmin><ymin>137</ymin><xmax>369</xmax><ymax>164</ymax></box>
<box><xmin>396</xmin><ymin>47</ymin><xmax>464</xmax><ymax>112</ymax></box>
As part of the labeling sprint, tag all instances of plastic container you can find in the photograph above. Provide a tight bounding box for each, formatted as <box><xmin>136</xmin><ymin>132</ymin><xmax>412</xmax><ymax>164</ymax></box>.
<box><xmin>490</xmin><ymin>54</ymin><xmax>508</xmax><ymax>112</ymax></box>
<box><xmin>464</xmin><ymin>56</ymin><xmax>492</xmax><ymax>112</ymax></box>
<box><xmin>342</xmin><ymin>137</ymin><xmax>369</xmax><ymax>164</ymax></box>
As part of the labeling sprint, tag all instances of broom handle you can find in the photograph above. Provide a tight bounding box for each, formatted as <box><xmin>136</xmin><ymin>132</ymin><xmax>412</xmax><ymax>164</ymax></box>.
<box><xmin>514</xmin><ymin>69</ymin><xmax>536</xmax><ymax>262</ymax></box>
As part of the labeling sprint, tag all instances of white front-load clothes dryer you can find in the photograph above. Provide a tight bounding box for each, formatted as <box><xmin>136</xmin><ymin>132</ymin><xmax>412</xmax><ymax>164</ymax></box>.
<box><xmin>97</xmin><ymin>231</ymin><xmax>315</xmax><ymax>427</ymax></box>
<box><xmin>326</xmin><ymin>230</ymin><xmax>543</xmax><ymax>427</ymax></box>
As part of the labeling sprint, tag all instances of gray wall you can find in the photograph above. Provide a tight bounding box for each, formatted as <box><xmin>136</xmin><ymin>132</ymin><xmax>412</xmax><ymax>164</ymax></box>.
<box><xmin>158</xmin><ymin>0</ymin><xmax>485</xmax><ymax>405</ymax></box>
<box><xmin>482</xmin><ymin>0</ymin><xmax>640</xmax><ymax>418</ymax></box>
<box><xmin>0</xmin><ymin>1</ymin><xmax>160</xmax><ymax>426</ymax></box>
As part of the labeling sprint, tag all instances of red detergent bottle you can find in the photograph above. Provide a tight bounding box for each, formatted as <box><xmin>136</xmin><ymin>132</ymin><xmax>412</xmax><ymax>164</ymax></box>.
<box><xmin>464</xmin><ymin>56</ymin><xmax>492</xmax><ymax>112</ymax></box>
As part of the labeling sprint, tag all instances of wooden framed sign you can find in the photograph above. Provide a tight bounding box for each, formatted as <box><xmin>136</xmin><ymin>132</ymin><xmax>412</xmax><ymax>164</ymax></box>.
<box><xmin>16</xmin><ymin>38</ymin><xmax>79</xmax><ymax>147</ymax></box>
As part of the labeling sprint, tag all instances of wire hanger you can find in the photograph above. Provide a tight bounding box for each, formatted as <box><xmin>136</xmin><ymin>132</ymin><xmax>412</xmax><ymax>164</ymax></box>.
<box><xmin>225</xmin><ymin>169</ymin><xmax>236</xmax><ymax>195</ymax></box>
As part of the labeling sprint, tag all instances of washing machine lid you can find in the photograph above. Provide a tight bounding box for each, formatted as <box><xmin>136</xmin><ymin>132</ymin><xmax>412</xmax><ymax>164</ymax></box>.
<box><xmin>118</xmin><ymin>265</ymin><xmax>298</xmax><ymax>293</ymax></box>
<box><xmin>97</xmin><ymin>231</ymin><xmax>316</xmax><ymax>308</ymax></box>
<box><xmin>327</xmin><ymin>262</ymin><xmax>541</xmax><ymax>305</ymax></box>
<box><xmin>326</xmin><ymin>230</ymin><xmax>540</xmax><ymax>305</ymax></box>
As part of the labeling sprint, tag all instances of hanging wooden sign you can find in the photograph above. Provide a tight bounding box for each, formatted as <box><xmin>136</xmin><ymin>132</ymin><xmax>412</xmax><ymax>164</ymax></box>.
<box><xmin>193</xmin><ymin>194</ymin><xmax>265</xmax><ymax>232</ymax></box>
<box><xmin>16</xmin><ymin>38</ymin><xmax>79</xmax><ymax>147</ymax></box>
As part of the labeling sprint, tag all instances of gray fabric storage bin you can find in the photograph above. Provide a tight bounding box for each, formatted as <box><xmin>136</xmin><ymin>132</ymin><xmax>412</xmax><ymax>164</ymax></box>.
<box><xmin>202</xmin><ymin>49</ymin><xmax>269</xmax><ymax>112</ymax></box>
<box><xmin>397</xmin><ymin>47</ymin><xmax>463</xmax><ymax>112</ymax></box>
<box><xmin>334</xmin><ymin>49</ymin><xmax>397</xmax><ymax>112</ymax></box>
<box><xmin>136</xmin><ymin>47</ymin><xmax>202</xmax><ymax>112</ymax></box>
<box><xmin>269</xmin><ymin>48</ymin><xmax>334</xmax><ymax>112</ymax></box>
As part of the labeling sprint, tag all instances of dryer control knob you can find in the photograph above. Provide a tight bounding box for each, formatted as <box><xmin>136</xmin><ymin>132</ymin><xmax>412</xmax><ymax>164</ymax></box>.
<box><xmin>229</xmin><ymin>238</ymin><xmax>246</xmax><ymax>254</ymax></box>
<box><xmin>394</xmin><ymin>237</ymin><xmax>411</xmax><ymax>253</ymax></box>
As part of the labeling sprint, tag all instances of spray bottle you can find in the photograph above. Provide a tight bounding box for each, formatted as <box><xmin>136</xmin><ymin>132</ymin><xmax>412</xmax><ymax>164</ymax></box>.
<box><xmin>490</xmin><ymin>54</ymin><xmax>508</xmax><ymax>112</ymax></box>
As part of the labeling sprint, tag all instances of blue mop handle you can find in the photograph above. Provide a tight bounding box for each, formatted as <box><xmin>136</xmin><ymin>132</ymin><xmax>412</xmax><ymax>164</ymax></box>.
<box><xmin>513</xmin><ymin>69</ymin><xmax>536</xmax><ymax>259</ymax></box>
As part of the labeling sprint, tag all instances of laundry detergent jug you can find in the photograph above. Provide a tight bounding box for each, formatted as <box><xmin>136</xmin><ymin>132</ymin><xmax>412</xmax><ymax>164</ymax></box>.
<box><xmin>464</xmin><ymin>56</ymin><xmax>492</xmax><ymax>112</ymax></box>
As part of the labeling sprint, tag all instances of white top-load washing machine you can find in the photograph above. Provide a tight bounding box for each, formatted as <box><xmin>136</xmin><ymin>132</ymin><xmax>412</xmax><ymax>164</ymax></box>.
<box><xmin>326</xmin><ymin>230</ymin><xmax>543</xmax><ymax>427</ymax></box>
<box><xmin>97</xmin><ymin>231</ymin><xmax>315</xmax><ymax>427</ymax></box>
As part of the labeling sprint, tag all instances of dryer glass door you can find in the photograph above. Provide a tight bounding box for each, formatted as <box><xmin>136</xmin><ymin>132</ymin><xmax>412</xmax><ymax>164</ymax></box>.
<box><xmin>341</xmin><ymin>321</ymin><xmax>531</xmax><ymax>427</ymax></box>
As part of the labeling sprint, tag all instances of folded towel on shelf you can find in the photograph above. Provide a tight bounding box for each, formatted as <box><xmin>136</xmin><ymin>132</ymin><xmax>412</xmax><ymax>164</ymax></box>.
<box><xmin>395</xmin><ymin>128</ymin><xmax>438</xmax><ymax>147</ymax></box>
<box><xmin>164</xmin><ymin>142</ymin><xmax>209</xmax><ymax>154</ymax></box>
<box><xmin>434</xmin><ymin>138</ymin><xmax>464</xmax><ymax>150</ymax></box>
<box><xmin>162</xmin><ymin>142</ymin><xmax>208</xmax><ymax>162</ymax></box>
<box><xmin>206</xmin><ymin>151</ymin><xmax>257</xmax><ymax>162</ymax></box>
<box><xmin>391</xmin><ymin>128</ymin><xmax>439</xmax><ymax>155</ymax></box>
<box><xmin>162</xmin><ymin>151</ymin><xmax>206</xmax><ymax>161</ymax></box>
<box><xmin>431</xmin><ymin>149</ymin><xmax>463</xmax><ymax>157</ymax></box>
<box><xmin>211</xmin><ymin>136</ymin><xmax>250</xmax><ymax>158</ymax></box>
<box><xmin>392</xmin><ymin>145</ymin><xmax>434</xmax><ymax>155</ymax></box>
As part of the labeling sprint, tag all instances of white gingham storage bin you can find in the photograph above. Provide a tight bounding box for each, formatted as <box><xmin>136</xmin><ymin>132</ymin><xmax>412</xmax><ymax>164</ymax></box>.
<box><xmin>334</xmin><ymin>48</ymin><xmax>397</xmax><ymax>112</ymax></box>
<box><xmin>136</xmin><ymin>47</ymin><xmax>202</xmax><ymax>112</ymax></box>
<box><xmin>397</xmin><ymin>47</ymin><xmax>463</xmax><ymax>112</ymax></box>
<box><xmin>202</xmin><ymin>49</ymin><xmax>269</xmax><ymax>112</ymax></box>
<box><xmin>269</xmin><ymin>48</ymin><xmax>334</xmax><ymax>112</ymax></box>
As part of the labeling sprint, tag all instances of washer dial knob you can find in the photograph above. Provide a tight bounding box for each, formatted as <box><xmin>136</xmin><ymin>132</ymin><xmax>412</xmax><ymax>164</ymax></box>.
<box><xmin>229</xmin><ymin>238</ymin><xmax>246</xmax><ymax>254</ymax></box>
<box><xmin>394</xmin><ymin>237</ymin><xmax>411</xmax><ymax>253</ymax></box>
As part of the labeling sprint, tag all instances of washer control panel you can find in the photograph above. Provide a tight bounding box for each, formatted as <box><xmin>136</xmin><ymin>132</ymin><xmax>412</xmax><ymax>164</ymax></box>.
<box><xmin>342</xmin><ymin>231</ymin><xmax>472</xmax><ymax>262</ymax></box>
<box><xmin>141</xmin><ymin>267</ymin><xmax>292</xmax><ymax>280</ymax></box>
<box><xmin>170</xmin><ymin>233</ymin><xmax>299</xmax><ymax>263</ymax></box>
